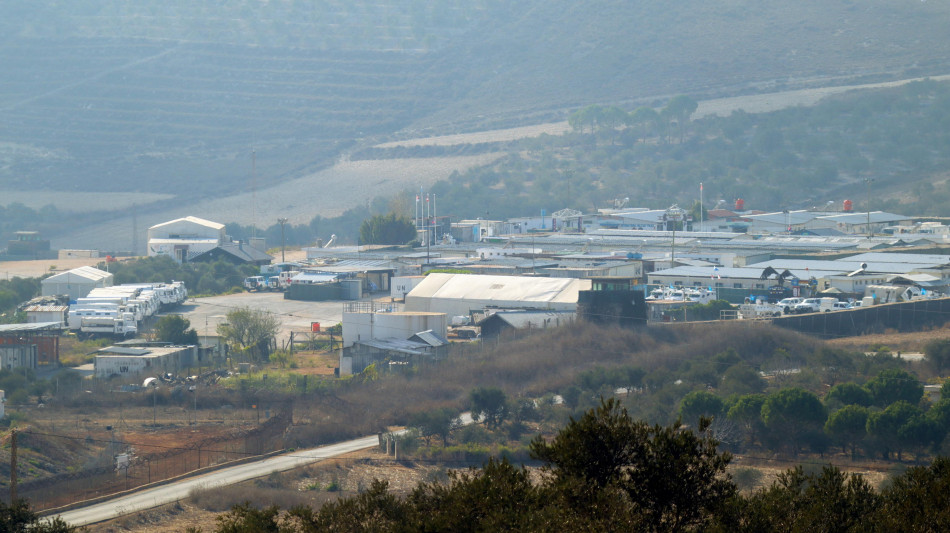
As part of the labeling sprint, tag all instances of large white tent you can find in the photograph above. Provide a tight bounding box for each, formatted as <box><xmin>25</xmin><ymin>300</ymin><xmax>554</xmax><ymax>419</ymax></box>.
<box><xmin>147</xmin><ymin>216</ymin><xmax>226</xmax><ymax>262</ymax></box>
<box><xmin>41</xmin><ymin>266</ymin><xmax>113</xmax><ymax>300</ymax></box>
<box><xmin>404</xmin><ymin>273</ymin><xmax>591</xmax><ymax>317</ymax></box>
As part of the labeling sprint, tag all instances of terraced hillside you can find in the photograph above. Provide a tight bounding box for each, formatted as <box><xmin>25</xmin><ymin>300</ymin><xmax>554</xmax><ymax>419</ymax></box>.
<box><xmin>0</xmin><ymin>40</ymin><xmax>437</xmax><ymax>196</ymax></box>
<box><xmin>3</xmin><ymin>0</ymin><xmax>950</xmax><ymax>249</ymax></box>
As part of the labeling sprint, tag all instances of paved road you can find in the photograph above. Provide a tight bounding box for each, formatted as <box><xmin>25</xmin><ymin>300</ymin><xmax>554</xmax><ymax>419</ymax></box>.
<box><xmin>53</xmin><ymin>414</ymin><xmax>473</xmax><ymax>527</ymax></box>
<box><xmin>55</xmin><ymin>434</ymin><xmax>379</xmax><ymax>527</ymax></box>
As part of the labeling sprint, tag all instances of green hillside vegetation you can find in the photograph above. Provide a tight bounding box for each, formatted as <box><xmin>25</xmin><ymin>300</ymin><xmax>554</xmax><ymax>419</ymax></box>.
<box><xmin>404</xmin><ymin>79</ymin><xmax>950</xmax><ymax>221</ymax></box>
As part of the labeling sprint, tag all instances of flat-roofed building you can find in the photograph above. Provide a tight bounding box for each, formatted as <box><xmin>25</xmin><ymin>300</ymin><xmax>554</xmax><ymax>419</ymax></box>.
<box><xmin>94</xmin><ymin>345</ymin><xmax>196</xmax><ymax>379</ymax></box>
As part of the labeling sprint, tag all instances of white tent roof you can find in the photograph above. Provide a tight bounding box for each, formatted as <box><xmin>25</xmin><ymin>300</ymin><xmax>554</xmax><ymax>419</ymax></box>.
<box><xmin>43</xmin><ymin>266</ymin><xmax>112</xmax><ymax>284</ymax></box>
<box><xmin>406</xmin><ymin>273</ymin><xmax>590</xmax><ymax>309</ymax></box>
<box><xmin>148</xmin><ymin>216</ymin><xmax>224</xmax><ymax>231</ymax></box>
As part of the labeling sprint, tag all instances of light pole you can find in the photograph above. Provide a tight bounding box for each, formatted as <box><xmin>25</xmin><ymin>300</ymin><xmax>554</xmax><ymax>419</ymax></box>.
<box><xmin>665</xmin><ymin>204</ymin><xmax>686</xmax><ymax>265</ymax></box>
<box><xmin>277</xmin><ymin>217</ymin><xmax>288</xmax><ymax>262</ymax></box>
<box><xmin>699</xmin><ymin>182</ymin><xmax>704</xmax><ymax>232</ymax></box>
<box><xmin>864</xmin><ymin>178</ymin><xmax>874</xmax><ymax>239</ymax></box>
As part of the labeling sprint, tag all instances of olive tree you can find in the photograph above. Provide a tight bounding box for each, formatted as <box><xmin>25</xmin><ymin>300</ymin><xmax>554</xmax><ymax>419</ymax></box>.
<box><xmin>217</xmin><ymin>306</ymin><xmax>281</xmax><ymax>363</ymax></box>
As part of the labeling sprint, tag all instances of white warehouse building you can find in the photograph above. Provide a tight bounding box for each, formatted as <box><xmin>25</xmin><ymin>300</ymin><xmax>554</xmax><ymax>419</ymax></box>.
<box><xmin>41</xmin><ymin>266</ymin><xmax>113</xmax><ymax>301</ymax></box>
<box><xmin>342</xmin><ymin>308</ymin><xmax>447</xmax><ymax>349</ymax></box>
<box><xmin>147</xmin><ymin>216</ymin><xmax>227</xmax><ymax>263</ymax></box>
<box><xmin>404</xmin><ymin>273</ymin><xmax>591</xmax><ymax>317</ymax></box>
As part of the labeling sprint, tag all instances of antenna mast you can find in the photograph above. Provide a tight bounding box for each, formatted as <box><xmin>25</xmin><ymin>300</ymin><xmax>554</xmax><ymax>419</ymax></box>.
<box><xmin>251</xmin><ymin>150</ymin><xmax>257</xmax><ymax>238</ymax></box>
<box><xmin>131</xmin><ymin>204</ymin><xmax>138</xmax><ymax>256</ymax></box>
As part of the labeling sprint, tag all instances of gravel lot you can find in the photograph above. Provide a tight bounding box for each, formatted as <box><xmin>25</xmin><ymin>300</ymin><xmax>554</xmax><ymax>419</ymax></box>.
<box><xmin>168</xmin><ymin>291</ymin><xmax>347</xmax><ymax>343</ymax></box>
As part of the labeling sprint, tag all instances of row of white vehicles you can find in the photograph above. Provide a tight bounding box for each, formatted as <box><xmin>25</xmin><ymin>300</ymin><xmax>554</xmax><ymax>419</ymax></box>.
<box><xmin>244</xmin><ymin>269</ymin><xmax>301</xmax><ymax>292</ymax></box>
<box><xmin>67</xmin><ymin>281</ymin><xmax>188</xmax><ymax>337</ymax></box>
<box><xmin>646</xmin><ymin>287</ymin><xmax>717</xmax><ymax>304</ymax></box>
<box><xmin>739</xmin><ymin>297</ymin><xmax>861</xmax><ymax>319</ymax></box>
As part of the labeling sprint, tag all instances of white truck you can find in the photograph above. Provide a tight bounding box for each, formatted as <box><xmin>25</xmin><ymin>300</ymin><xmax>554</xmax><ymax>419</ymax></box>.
<box><xmin>818</xmin><ymin>297</ymin><xmax>839</xmax><ymax>312</ymax></box>
<box><xmin>777</xmin><ymin>297</ymin><xmax>803</xmax><ymax>314</ymax></box>
<box><xmin>738</xmin><ymin>301</ymin><xmax>783</xmax><ymax>319</ymax></box>
<box><xmin>791</xmin><ymin>298</ymin><xmax>823</xmax><ymax>314</ymax></box>
<box><xmin>80</xmin><ymin>313</ymin><xmax>138</xmax><ymax>337</ymax></box>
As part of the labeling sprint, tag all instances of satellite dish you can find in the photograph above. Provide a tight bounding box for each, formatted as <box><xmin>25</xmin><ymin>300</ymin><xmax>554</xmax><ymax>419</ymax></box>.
<box><xmin>847</xmin><ymin>262</ymin><xmax>869</xmax><ymax>277</ymax></box>
<box><xmin>143</xmin><ymin>377</ymin><xmax>158</xmax><ymax>388</ymax></box>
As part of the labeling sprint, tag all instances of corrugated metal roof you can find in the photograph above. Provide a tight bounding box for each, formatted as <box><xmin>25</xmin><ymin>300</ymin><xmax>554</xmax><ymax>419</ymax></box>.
<box><xmin>818</xmin><ymin>212</ymin><xmax>912</xmax><ymax>224</ymax></box>
<box><xmin>331</xmin><ymin>259</ymin><xmax>394</xmax><ymax>267</ymax></box>
<box><xmin>649</xmin><ymin>265</ymin><xmax>843</xmax><ymax>279</ymax></box>
<box><xmin>356</xmin><ymin>338</ymin><xmax>429</xmax><ymax>355</ymax></box>
<box><xmin>22</xmin><ymin>304</ymin><xmax>68</xmax><ymax>312</ymax></box>
<box><xmin>886</xmin><ymin>274</ymin><xmax>943</xmax><ymax>286</ymax></box>
<box><xmin>192</xmin><ymin>243</ymin><xmax>273</xmax><ymax>262</ymax></box>
<box><xmin>292</xmin><ymin>273</ymin><xmax>339</xmax><ymax>283</ymax></box>
<box><xmin>410</xmin><ymin>330</ymin><xmax>448</xmax><ymax>347</ymax></box>
<box><xmin>98</xmin><ymin>347</ymin><xmax>150</xmax><ymax>356</ymax></box>
<box><xmin>845</xmin><ymin>252</ymin><xmax>950</xmax><ymax>265</ymax></box>
<box><xmin>746</xmin><ymin>210</ymin><xmax>835</xmax><ymax>225</ymax></box>
<box><xmin>480</xmin><ymin>310</ymin><xmax>575</xmax><ymax>329</ymax></box>
<box><xmin>749</xmin><ymin>259</ymin><xmax>938</xmax><ymax>274</ymax></box>
<box><xmin>0</xmin><ymin>322</ymin><xmax>64</xmax><ymax>332</ymax></box>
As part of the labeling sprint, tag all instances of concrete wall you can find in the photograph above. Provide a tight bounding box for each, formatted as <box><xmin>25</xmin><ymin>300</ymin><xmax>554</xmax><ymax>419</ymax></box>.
<box><xmin>772</xmin><ymin>297</ymin><xmax>950</xmax><ymax>337</ymax></box>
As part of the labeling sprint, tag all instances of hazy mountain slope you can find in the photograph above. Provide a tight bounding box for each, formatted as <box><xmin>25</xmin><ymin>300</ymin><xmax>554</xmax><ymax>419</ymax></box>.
<box><xmin>3</xmin><ymin>0</ymin><xmax>950</xmax><ymax>249</ymax></box>
<box><xmin>415</xmin><ymin>0</ymin><xmax>950</xmax><ymax>131</ymax></box>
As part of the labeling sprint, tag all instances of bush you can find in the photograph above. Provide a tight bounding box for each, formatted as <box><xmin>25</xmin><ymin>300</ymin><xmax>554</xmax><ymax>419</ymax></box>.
<box><xmin>732</xmin><ymin>466</ymin><xmax>764</xmax><ymax>492</ymax></box>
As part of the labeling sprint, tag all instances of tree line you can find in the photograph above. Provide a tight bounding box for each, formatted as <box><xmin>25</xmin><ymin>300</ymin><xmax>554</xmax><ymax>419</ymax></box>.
<box><xmin>416</xmin><ymin>79</ymin><xmax>950</xmax><ymax>224</ymax></box>
<box><xmin>195</xmin><ymin>399</ymin><xmax>950</xmax><ymax>532</ymax></box>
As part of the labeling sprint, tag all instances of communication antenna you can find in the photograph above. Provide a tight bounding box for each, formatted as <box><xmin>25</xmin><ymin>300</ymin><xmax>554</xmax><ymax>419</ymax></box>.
<box><xmin>251</xmin><ymin>150</ymin><xmax>257</xmax><ymax>238</ymax></box>
<box><xmin>131</xmin><ymin>204</ymin><xmax>138</xmax><ymax>256</ymax></box>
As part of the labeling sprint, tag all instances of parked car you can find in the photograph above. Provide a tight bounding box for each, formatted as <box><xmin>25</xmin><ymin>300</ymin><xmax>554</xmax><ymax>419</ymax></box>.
<box><xmin>791</xmin><ymin>298</ymin><xmax>822</xmax><ymax>314</ymax></box>
<box><xmin>831</xmin><ymin>301</ymin><xmax>852</xmax><ymax>311</ymax></box>
<box><xmin>777</xmin><ymin>297</ymin><xmax>803</xmax><ymax>314</ymax></box>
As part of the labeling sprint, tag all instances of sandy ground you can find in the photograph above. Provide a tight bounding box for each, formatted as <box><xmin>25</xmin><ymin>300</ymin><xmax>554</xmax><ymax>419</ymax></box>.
<box><xmin>0</xmin><ymin>249</ymin><xmax>304</xmax><ymax>281</ymax></box>
<box><xmin>0</xmin><ymin>257</ymin><xmax>105</xmax><ymax>279</ymax></box>
<box><xmin>51</xmin><ymin>154</ymin><xmax>503</xmax><ymax>251</ymax></box>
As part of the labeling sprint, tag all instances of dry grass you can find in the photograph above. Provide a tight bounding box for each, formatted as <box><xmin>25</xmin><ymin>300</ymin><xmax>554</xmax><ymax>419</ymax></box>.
<box><xmin>825</xmin><ymin>323</ymin><xmax>950</xmax><ymax>353</ymax></box>
<box><xmin>286</xmin><ymin>321</ymin><xmax>827</xmax><ymax>446</ymax></box>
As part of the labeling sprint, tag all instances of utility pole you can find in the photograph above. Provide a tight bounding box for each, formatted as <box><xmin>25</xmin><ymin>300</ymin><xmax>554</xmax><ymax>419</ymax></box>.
<box><xmin>10</xmin><ymin>428</ymin><xmax>17</xmax><ymax>504</ymax></box>
<box><xmin>277</xmin><ymin>217</ymin><xmax>288</xmax><ymax>262</ymax></box>
<box><xmin>699</xmin><ymin>182</ymin><xmax>704</xmax><ymax>232</ymax></box>
<box><xmin>251</xmin><ymin>150</ymin><xmax>257</xmax><ymax>239</ymax></box>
